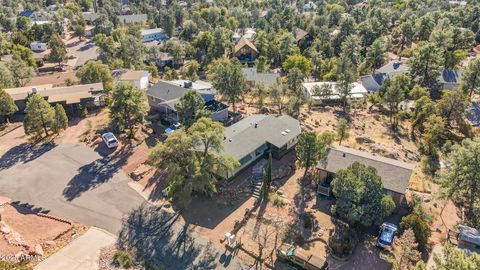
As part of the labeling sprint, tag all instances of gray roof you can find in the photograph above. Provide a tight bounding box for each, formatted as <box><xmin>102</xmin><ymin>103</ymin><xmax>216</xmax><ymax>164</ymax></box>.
<box><xmin>316</xmin><ymin>145</ymin><xmax>415</xmax><ymax>194</ymax></box>
<box><xmin>118</xmin><ymin>14</ymin><xmax>147</xmax><ymax>23</ymax></box>
<box><xmin>147</xmin><ymin>80</ymin><xmax>214</xmax><ymax>103</ymax></box>
<box><xmin>360</xmin><ymin>73</ymin><xmax>387</xmax><ymax>92</ymax></box>
<box><xmin>242</xmin><ymin>68</ymin><xmax>280</xmax><ymax>86</ymax></box>
<box><xmin>377</xmin><ymin>60</ymin><xmax>410</xmax><ymax>74</ymax></box>
<box><xmin>223</xmin><ymin>115</ymin><xmax>301</xmax><ymax>160</ymax></box>
<box><xmin>467</xmin><ymin>101</ymin><xmax>480</xmax><ymax>127</ymax></box>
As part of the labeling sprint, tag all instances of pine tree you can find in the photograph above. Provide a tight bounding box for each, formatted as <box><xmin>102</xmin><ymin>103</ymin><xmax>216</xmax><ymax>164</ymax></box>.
<box><xmin>52</xmin><ymin>104</ymin><xmax>68</xmax><ymax>134</ymax></box>
<box><xmin>0</xmin><ymin>88</ymin><xmax>18</xmax><ymax>123</ymax></box>
<box><xmin>23</xmin><ymin>94</ymin><xmax>55</xmax><ymax>137</ymax></box>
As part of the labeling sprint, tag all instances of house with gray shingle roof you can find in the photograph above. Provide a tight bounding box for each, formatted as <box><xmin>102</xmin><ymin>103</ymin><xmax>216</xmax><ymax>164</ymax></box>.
<box><xmin>222</xmin><ymin>114</ymin><xmax>301</xmax><ymax>178</ymax></box>
<box><xmin>360</xmin><ymin>60</ymin><xmax>463</xmax><ymax>92</ymax></box>
<box><xmin>316</xmin><ymin>145</ymin><xmax>415</xmax><ymax>205</ymax></box>
<box><xmin>147</xmin><ymin>80</ymin><xmax>228</xmax><ymax>122</ymax></box>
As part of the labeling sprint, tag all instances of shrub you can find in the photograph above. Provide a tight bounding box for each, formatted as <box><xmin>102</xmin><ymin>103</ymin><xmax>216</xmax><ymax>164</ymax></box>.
<box><xmin>400</xmin><ymin>214</ymin><xmax>431</xmax><ymax>251</ymax></box>
<box><xmin>269</xmin><ymin>193</ymin><xmax>286</xmax><ymax>208</ymax></box>
<box><xmin>328</xmin><ymin>222</ymin><xmax>358</xmax><ymax>258</ymax></box>
<box><xmin>113</xmin><ymin>249</ymin><xmax>135</xmax><ymax>268</ymax></box>
<box><xmin>300</xmin><ymin>212</ymin><xmax>315</xmax><ymax>230</ymax></box>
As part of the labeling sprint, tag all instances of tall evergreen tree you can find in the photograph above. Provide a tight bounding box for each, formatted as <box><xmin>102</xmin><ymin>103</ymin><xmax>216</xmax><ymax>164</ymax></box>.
<box><xmin>0</xmin><ymin>88</ymin><xmax>18</xmax><ymax>123</ymax></box>
<box><xmin>23</xmin><ymin>94</ymin><xmax>55</xmax><ymax>137</ymax></box>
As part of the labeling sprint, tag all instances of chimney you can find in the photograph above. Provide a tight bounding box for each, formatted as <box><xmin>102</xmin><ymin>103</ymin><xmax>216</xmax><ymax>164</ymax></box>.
<box><xmin>31</xmin><ymin>87</ymin><xmax>38</xmax><ymax>94</ymax></box>
<box><xmin>254</xmin><ymin>123</ymin><xmax>258</xmax><ymax>128</ymax></box>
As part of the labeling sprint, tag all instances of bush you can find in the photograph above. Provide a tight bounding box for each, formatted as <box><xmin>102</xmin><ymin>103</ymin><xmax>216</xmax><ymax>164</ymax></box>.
<box><xmin>269</xmin><ymin>193</ymin><xmax>286</xmax><ymax>208</ymax></box>
<box><xmin>300</xmin><ymin>212</ymin><xmax>315</xmax><ymax>230</ymax></box>
<box><xmin>328</xmin><ymin>222</ymin><xmax>358</xmax><ymax>258</ymax></box>
<box><xmin>113</xmin><ymin>250</ymin><xmax>135</xmax><ymax>268</ymax></box>
<box><xmin>400</xmin><ymin>214</ymin><xmax>431</xmax><ymax>251</ymax></box>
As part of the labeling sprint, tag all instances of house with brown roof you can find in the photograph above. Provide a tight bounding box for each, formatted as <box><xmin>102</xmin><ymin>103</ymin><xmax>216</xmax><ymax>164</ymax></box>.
<box><xmin>233</xmin><ymin>37</ymin><xmax>258</xmax><ymax>64</ymax></box>
<box><xmin>5</xmin><ymin>83</ymin><xmax>106</xmax><ymax>113</ymax></box>
<box><xmin>316</xmin><ymin>145</ymin><xmax>415</xmax><ymax>206</ymax></box>
<box><xmin>294</xmin><ymin>28</ymin><xmax>313</xmax><ymax>50</ymax></box>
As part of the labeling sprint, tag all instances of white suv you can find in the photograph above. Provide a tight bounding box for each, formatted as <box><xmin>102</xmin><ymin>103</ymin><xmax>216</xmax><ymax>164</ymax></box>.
<box><xmin>101</xmin><ymin>132</ymin><xmax>119</xmax><ymax>148</ymax></box>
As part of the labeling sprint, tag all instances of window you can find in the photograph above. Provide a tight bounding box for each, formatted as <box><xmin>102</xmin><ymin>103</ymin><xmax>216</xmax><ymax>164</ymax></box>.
<box><xmin>255</xmin><ymin>144</ymin><xmax>268</xmax><ymax>156</ymax></box>
<box><xmin>239</xmin><ymin>155</ymin><xmax>253</xmax><ymax>166</ymax></box>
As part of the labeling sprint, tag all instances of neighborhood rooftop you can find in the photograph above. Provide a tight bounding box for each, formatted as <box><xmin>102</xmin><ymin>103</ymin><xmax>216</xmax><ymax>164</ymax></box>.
<box><xmin>316</xmin><ymin>145</ymin><xmax>416</xmax><ymax>194</ymax></box>
<box><xmin>5</xmin><ymin>83</ymin><xmax>104</xmax><ymax>104</ymax></box>
<box><xmin>223</xmin><ymin>114</ymin><xmax>301</xmax><ymax>160</ymax></box>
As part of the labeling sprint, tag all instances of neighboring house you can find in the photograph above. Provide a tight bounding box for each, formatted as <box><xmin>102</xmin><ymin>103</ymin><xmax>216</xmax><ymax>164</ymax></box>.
<box><xmin>449</xmin><ymin>0</ymin><xmax>467</xmax><ymax>6</ymax></box>
<box><xmin>5</xmin><ymin>83</ymin><xmax>105</xmax><ymax>112</ymax></box>
<box><xmin>233</xmin><ymin>28</ymin><xmax>257</xmax><ymax>43</ymax></box>
<box><xmin>222</xmin><ymin>114</ymin><xmax>301</xmax><ymax>179</ymax></box>
<box><xmin>154</xmin><ymin>52</ymin><xmax>174</xmax><ymax>68</ymax></box>
<box><xmin>295</xmin><ymin>28</ymin><xmax>313</xmax><ymax>50</ymax></box>
<box><xmin>448</xmin><ymin>225</ymin><xmax>480</xmax><ymax>254</ymax></box>
<box><xmin>19</xmin><ymin>9</ymin><xmax>50</xmax><ymax>25</ymax></box>
<box><xmin>113</xmin><ymin>70</ymin><xmax>150</xmax><ymax>89</ymax></box>
<box><xmin>30</xmin><ymin>41</ymin><xmax>48</xmax><ymax>52</ymax></box>
<box><xmin>303</xmin><ymin>82</ymin><xmax>368</xmax><ymax>105</ymax></box>
<box><xmin>303</xmin><ymin>1</ymin><xmax>318</xmax><ymax>11</ymax></box>
<box><xmin>82</xmin><ymin>12</ymin><xmax>101</xmax><ymax>22</ymax></box>
<box><xmin>242</xmin><ymin>67</ymin><xmax>280</xmax><ymax>87</ymax></box>
<box><xmin>118</xmin><ymin>14</ymin><xmax>148</xmax><ymax>24</ymax></box>
<box><xmin>360</xmin><ymin>60</ymin><xmax>463</xmax><ymax>92</ymax></box>
<box><xmin>141</xmin><ymin>28</ymin><xmax>169</xmax><ymax>42</ymax></box>
<box><xmin>147</xmin><ymin>80</ymin><xmax>228</xmax><ymax>122</ymax></box>
<box><xmin>233</xmin><ymin>37</ymin><xmax>258</xmax><ymax>64</ymax></box>
<box><xmin>467</xmin><ymin>101</ymin><xmax>480</xmax><ymax>127</ymax></box>
<box><xmin>316</xmin><ymin>145</ymin><xmax>415</xmax><ymax>206</ymax></box>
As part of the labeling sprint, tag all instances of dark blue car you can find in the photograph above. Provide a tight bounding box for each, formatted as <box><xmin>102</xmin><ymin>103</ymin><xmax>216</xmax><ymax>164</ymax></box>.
<box><xmin>378</xmin><ymin>222</ymin><xmax>397</xmax><ymax>248</ymax></box>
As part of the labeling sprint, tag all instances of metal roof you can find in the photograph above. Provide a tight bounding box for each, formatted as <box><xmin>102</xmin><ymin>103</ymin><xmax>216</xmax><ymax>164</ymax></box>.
<box><xmin>316</xmin><ymin>145</ymin><xmax>415</xmax><ymax>194</ymax></box>
<box><xmin>147</xmin><ymin>80</ymin><xmax>214</xmax><ymax>103</ymax></box>
<box><xmin>242</xmin><ymin>68</ymin><xmax>280</xmax><ymax>86</ymax></box>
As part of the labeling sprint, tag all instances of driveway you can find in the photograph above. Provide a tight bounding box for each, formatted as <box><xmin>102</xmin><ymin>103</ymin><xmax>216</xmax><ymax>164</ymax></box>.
<box><xmin>35</xmin><ymin>227</ymin><xmax>116</xmax><ymax>270</ymax></box>
<box><xmin>0</xmin><ymin>143</ymin><xmax>144</xmax><ymax>234</ymax></box>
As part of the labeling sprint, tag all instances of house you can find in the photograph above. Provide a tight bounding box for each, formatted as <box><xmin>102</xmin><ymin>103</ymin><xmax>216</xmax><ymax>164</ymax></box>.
<box><xmin>303</xmin><ymin>82</ymin><xmax>368</xmax><ymax>105</ymax></box>
<box><xmin>360</xmin><ymin>60</ymin><xmax>463</xmax><ymax>92</ymax></box>
<box><xmin>118</xmin><ymin>14</ymin><xmax>148</xmax><ymax>24</ymax></box>
<box><xmin>233</xmin><ymin>28</ymin><xmax>257</xmax><ymax>43</ymax></box>
<box><xmin>449</xmin><ymin>0</ymin><xmax>467</xmax><ymax>6</ymax></box>
<box><xmin>316</xmin><ymin>146</ymin><xmax>415</xmax><ymax>206</ymax></box>
<box><xmin>154</xmin><ymin>52</ymin><xmax>174</xmax><ymax>68</ymax></box>
<box><xmin>113</xmin><ymin>70</ymin><xmax>150</xmax><ymax>89</ymax></box>
<box><xmin>18</xmin><ymin>10</ymin><xmax>50</xmax><ymax>25</ymax></box>
<box><xmin>467</xmin><ymin>101</ymin><xmax>480</xmax><ymax>127</ymax></box>
<box><xmin>303</xmin><ymin>1</ymin><xmax>318</xmax><ymax>11</ymax></box>
<box><xmin>242</xmin><ymin>67</ymin><xmax>280</xmax><ymax>87</ymax></box>
<box><xmin>233</xmin><ymin>37</ymin><xmax>258</xmax><ymax>64</ymax></box>
<box><xmin>147</xmin><ymin>80</ymin><xmax>228</xmax><ymax>122</ymax></box>
<box><xmin>82</xmin><ymin>12</ymin><xmax>101</xmax><ymax>22</ymax></box>
<box><xmin>448</xmin><ymin>225</ymin><xmax>480</xmax><ymax>254</ymax></box>
<box><xmin>141</xmin><ymin>28</ymin><xmax>169</xmax><ymax>42</ymax></box>
<box><xmin>5</xmin><ymin>83</ymin><xmax>106</xmax><ymax>112</ymax></box>
<box><xmin>30</xmin><ymin>41</ymin><xmax>48</xmax><ymax>52</ymax></box>
<box><xmin>294</xmin><ymin>28</ymin><xmax>313</xmax><ymax>50</ymax></box>
<box><xmin>222</xmin><ymin>114</ymin><xmax>301</xmax><ymax>178</ymax></box>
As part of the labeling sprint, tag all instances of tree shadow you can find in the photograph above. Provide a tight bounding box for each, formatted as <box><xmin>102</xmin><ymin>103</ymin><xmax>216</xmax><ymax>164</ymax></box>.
<box><xmin>10</xmin><ymin>200</ymin><xmax>51</xmax><ymax>214</ymax></box>
<box><xmin>0</xmin><ymin>142</ymin><xmax>57</xmax><ymax>171</ymax></box>
<box><xmin>62</xmin><ymin>145</ymin><xmax>131</xmax><ymax>201</ymax></box>
<box><xmin>117</xmin><ymin>203</ymin><xmax>220</xmax><ymax>270</ymax></box>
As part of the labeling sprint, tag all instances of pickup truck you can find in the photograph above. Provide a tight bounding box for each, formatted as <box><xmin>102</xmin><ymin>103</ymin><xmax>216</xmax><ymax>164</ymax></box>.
<box><xmin>277</xmin><ymin>244</ymin><xmax>328</xmax><ymax>270</ymax></box>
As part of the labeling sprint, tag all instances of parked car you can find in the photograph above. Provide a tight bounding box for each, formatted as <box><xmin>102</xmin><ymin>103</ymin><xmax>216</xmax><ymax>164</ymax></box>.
<box><xmin>277</xmin><ymin>244</ymin><xmax>328</xmax><ymax>270</ymax></box>
<box><xmin>101</xmin><ymin>132</ymin><xmax>119</xmax><ymax>148</ymax></box>
<box><xmin>377</xmin><ymin>222</ymin><xmax>398</xmax><ymax>248</ymax></box>
<box><xmin>164</xmin><ymin>122</ymin><xmax>181</xmax><ymax>134</ymax></box>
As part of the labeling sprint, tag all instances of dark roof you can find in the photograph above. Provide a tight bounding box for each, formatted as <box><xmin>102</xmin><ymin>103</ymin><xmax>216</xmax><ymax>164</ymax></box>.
<box><xmin>439</xmin><ymin>69</ymin><xmax>462</xmax><ymax>84</ymax></box>
<box><xmin>205</xmin><ymin>100</ymin><xmax>228</xmax><ymax>113</ymax></box>
<box><xmin>458</xmin><ymin>225</ymin><xmax>480</xmax><ymax>247</ymax></box>
<box><xmin>316</xmin><ymin>146</ymin><xmax>415</xmax><ymax>194</ymax></box>
<box><xmin>147</xmin><ymin>80</ymin><xmax>214</xmax><ymax>103</ymax></box>
<box><xmin>19</xmin><ymin>9</ymin><xmax>34</xmax><ymax>17</ymax></box>
<box><xmin>467</xmin><ymin>101</ymin><xmax>480</xmax><ymax>127</ymax></box>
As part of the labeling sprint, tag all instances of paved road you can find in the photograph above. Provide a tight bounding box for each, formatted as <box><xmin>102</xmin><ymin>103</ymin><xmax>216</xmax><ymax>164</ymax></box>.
<box><xmin>35</xmin><ymin>227</ymin><xmax>116</xmax><ymax>270</ymax></box>
<box><xmin>0</xmin><ymin>143</ymin><xmax>144</xmax><ymax>234</ymax></box>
